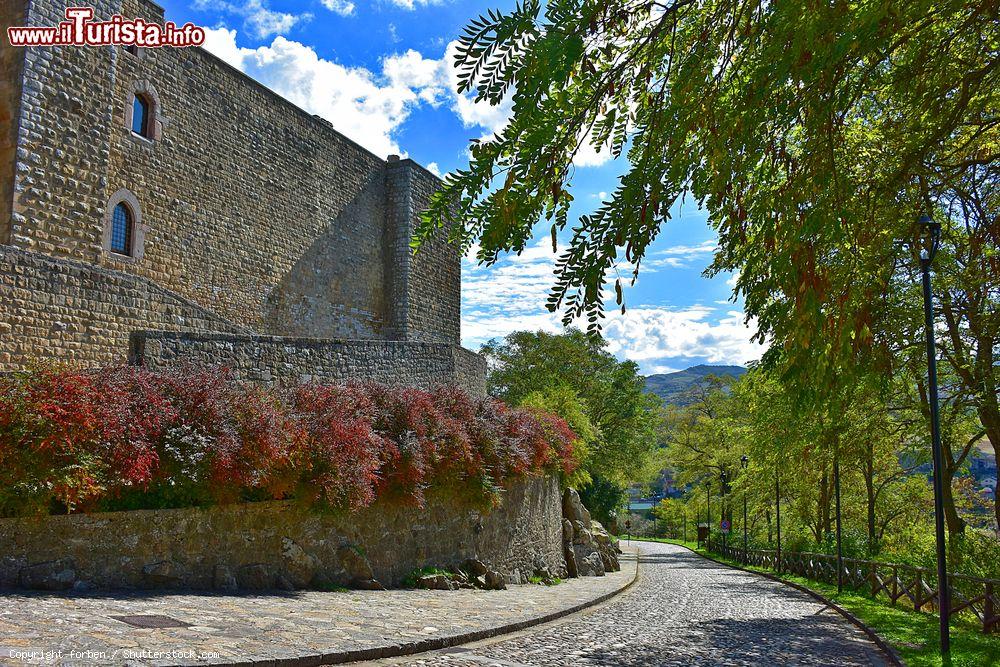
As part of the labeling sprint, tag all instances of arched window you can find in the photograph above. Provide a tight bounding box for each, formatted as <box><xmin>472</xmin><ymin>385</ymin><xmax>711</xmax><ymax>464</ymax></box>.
<box><xmin>132</xmin><ymin>94</ymin><xmax>151</xmax><ymax>137</ymax></box>
<box><xmin>110</xmin><ymin>202</ymin><xmax>133</xmax><ymax>255</ymax></box>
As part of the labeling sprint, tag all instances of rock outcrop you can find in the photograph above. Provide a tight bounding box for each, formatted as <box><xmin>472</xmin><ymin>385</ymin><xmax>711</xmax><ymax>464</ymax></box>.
<box><xmin>561</xmin><ymin>489</ymin><xmax>621</xmax><ymax>578</ymax></box>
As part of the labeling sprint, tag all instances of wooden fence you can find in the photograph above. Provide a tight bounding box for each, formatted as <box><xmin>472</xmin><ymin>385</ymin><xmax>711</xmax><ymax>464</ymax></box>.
<box><xmin>708</xmin><ymin>541</ymin><xmax>999</xmax><ymax>635</ymax></box>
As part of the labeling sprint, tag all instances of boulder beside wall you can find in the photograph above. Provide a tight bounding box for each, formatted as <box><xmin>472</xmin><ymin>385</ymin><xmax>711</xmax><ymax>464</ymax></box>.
<box><xmin>561</xmin><ymin>488</ymin><xmax>621</xmax><ymax>578</ymax></box>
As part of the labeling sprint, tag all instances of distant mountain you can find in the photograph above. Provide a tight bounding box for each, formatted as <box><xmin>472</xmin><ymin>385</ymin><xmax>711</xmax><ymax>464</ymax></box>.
<box><xmin>644</xmin><ymin>364</ymin><xmax>747</xmax><ymax>405</ymax></box>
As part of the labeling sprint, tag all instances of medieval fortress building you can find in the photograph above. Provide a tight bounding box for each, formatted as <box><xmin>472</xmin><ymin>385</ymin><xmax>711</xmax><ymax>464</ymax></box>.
<box><xmin>0</xmin><ymin>0</ymin><xmax>486</xmax><ymax>394</ymax></box>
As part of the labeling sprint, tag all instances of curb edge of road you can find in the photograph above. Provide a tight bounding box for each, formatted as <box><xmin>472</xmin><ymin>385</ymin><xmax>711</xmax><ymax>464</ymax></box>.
<box><xmin>220</xmin><ymin>549</ymin><xmax>641</xmax><ymax>667</ymax></box>
<box><xmin>672</xmin><ymin>543</ymin><xmax>905</xmax><ymax>667</ymax></box>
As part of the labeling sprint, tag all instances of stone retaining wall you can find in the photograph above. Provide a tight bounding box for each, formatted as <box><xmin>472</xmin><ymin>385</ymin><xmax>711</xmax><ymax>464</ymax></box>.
<box><xmin>0</xmin><ymin>246</ymin><xmax>245</xmax><ymax>369</ymax></box>
<box><xmin>130</xmin><ymin>330</ymin><xmax>488</xmax><ymax>397</ymax></box>
<box><xmin>0</xmin><ymin>477</ymin><xmax>565</xmax><ymax>591</ymax></box>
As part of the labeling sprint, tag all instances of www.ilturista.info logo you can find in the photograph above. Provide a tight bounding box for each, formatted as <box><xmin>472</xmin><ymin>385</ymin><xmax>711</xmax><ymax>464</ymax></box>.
<box><xmin>7</xmin><ymin>7</ymin><xmax>205</xmax><ymax>48</ymax></box>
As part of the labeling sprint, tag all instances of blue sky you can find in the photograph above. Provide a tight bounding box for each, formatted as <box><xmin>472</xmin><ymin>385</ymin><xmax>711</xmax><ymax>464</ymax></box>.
<box><xmin>157</xmin><ymin>0</ymin><xmax>764</xmax><ymax>374</ymax></box>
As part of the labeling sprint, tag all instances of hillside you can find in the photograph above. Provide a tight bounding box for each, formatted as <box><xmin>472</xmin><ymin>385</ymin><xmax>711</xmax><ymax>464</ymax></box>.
<box><xmin>645</xmin><ymin>364</ymin><xmax>747</xmax><ymax>405</ymax></box>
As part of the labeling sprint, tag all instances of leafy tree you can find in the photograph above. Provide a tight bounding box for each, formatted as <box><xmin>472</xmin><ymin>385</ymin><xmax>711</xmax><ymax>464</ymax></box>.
<box><xmin>481</xmin><ymin>329</ymin><xmax>663</xmax><ymax>523</ymax></box>
<box><xmin>578</xmin><ymin>475</ymin><xmax>627</xmax><ymax>528</ymax></box>
<box><xmin>921</xmin><ymin>165</ymin><xmax>1000</xmax><ymax>531</ymax></box>
<box><xmin>520</xmin><ymin>385</ymin><xmax>596</xmax><ymax>488</ymax></box>
<box><xmin>652</xmin><ymin>496</ymin><xmax>691</xmax><ymax>539</ymax></box>
<box><xmin>482</xmin><ymin>329</ymin><xmax>662</xmax><ymax>483</ymax></box>
<box><xmin>662</xmin><ymin>374</ymin><xmax>745</xmax><ymax>492</ymax></box>
<box><xmin>419</xmin><ymin>0</ymin><xmax>999</xmax><ymax>532</ymax></box>
<box><xmin>659</xmin><ymin>367</ymin><xmax>950</xmax><ymax>559</ymax></box>
<box><xmin>419</xmin><ymin>0</ymin><xmax>996</xmax><ymax>348</ymax></box>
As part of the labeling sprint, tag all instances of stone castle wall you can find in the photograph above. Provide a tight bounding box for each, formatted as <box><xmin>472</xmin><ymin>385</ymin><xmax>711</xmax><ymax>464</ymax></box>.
<box><xmin>405</xmin><ymin>163</ymin><xmax>463</xmax><ymax>343</ymax></box>
<box><xmin>1</xmin><ymin>0</ymin><xmax>465</xmax><ymax>372</ymax></box>
<box><xmin>0</xmin><ymin>0</ymin><xmax>26</xmax><ymax>245</ymax></box>
<box><xmin>131</xmin><ymin>330</ymin><xmax>488</xmax><ymax>396</ymax></box>
<box><xmin>0</xmin><ymin>476</ymin><xmax>565</xmax><ymax>591</ymax></box>
<box><xmin>0</xmin><ymin>245</ymin><xmax>245</xmax><ymax>368</ymax></box>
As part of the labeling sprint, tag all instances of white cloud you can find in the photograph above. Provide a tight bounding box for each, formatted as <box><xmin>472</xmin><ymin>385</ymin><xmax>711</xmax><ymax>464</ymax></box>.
<box><xmin>202</xmin><ymin>27</ymin><xmax>245</xmax><ymax>68</ymax></box>
<box><xmin>194</xmin><ymin>0</ymin><xmax>306</xmax><ymax>39</ymax></box>
<box><xmin>426</xmin><ymin>162</ymin><xmax>442</xmax><ymax>176</ymax></box>
<box><xmin>444</xmin><ymin>40</ymin><xmax>513</xmax><ymax>138</ymax></box>
<box><xmin>320</xmin><ymin>0</ymin><xmax>355</xmax><ymax>16</ymax></box>
<box><xmin>387</xmin><ymin>0</ymin><xmax>446</xmax><ymax>9</ymax></box>
<box><xmin>648</xmin><ymin>364</ymin><xmax>683</xmax><ymax>374</ymax></box>
<box><xmin>201</xmin><ymin>29</ymin><xmax>452</xmax><ymax>157</ymax></box>
<box><xmin>200</xmin><ymin>30</ymin><xmax>480</xmax><ymax>157</ymax></box>
<box><xmin>645</xmin><ymin>240</ymin><xmax>718</xmax><ymax>269</ymax></box>
<box><xmin>572</xmin><ymin>126</ymin><xmax>612</xmax><ymax>168</ymax></box>
<box><xmin>461</xmin><ymin>239</ymin><xmax>764</xmax><ymax>371</ymax></box>
<box><xmin>197</xmin><ymin>32</ymin><xmax>548</xmax><ymax>165</ymax></box>
<box><xmin>602</xmin><ymin>307</ymin><xmax>764</xmax><ymax>368</ymax></box>
<box><xmin>382</xmin><ymin>49</ymin><xmax>449</xmax><ymax>105</ymax></box>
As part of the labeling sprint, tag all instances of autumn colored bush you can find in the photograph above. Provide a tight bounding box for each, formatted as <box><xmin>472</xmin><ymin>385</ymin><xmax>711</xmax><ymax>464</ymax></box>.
<box><xmin>0</xmin><ymin>366</ymin><xmax>578</xmax><ymax>517</ymax></box>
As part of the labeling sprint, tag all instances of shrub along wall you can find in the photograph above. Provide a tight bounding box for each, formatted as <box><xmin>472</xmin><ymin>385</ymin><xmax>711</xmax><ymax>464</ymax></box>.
<box><xmin>0</xmin><ymin>367</ymin><xmax>578</xmax><ymax>590</ymax></box>
<box><xmin>0</xmin><ymin>367</ymin><xmax>576</xmax><ymax>517</ymax></box>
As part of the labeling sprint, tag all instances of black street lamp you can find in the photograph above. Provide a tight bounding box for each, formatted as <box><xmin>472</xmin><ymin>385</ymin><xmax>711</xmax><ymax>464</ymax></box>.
<box><xmin>626</xmin><ymin>496</ymin><xmax>632</xmax><ymax>544</ymax></box>
<box><xmin>918</xmin><ymin>212</ymin><xmax>951</xmax><ymax>657</ymax></box>
<box><xmin>706</xmin><ymin>479</ymin><xmax>712</xmax><ymax>539</ymax></box>
<box><xmin>741</xmin><ymin>455</ymin><xmax>749</xmax><ymax>565</ymax></box>
<box><xmin>834</xmin><ymin>453</ymin><xmax>843</xmax><ymax>593</ymax></box>
<box><xmin>775</xmin><ymin>466</ymin><xmax>782</xmax><ymax>574</ymax></box>
<box><xmin>719</xmin><ymin>470</ymin><xmax>729</xmax><ymax>553</ymax></box>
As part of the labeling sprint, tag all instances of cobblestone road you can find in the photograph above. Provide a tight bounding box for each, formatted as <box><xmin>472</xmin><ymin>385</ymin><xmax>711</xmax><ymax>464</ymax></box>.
<box><xmin>0</xmin><ymin>557</ymin><xmax>634</xmax><ymax>666</ymax></box>
<box><xmin>371</xmin><ymin>542</ymin><xmax>888</xmax><ymax>667</ymax></box>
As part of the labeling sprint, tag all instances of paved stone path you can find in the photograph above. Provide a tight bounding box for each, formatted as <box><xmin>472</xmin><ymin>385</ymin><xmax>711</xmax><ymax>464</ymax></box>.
<box><xmin>368</xmin><ymin>542</ymin><xmax>889</xmax><ymax>667</ymax></box>
<box><xmin>0</xmin><ymin>560</ymin><xmax>635</xmax><ymax>666</ymax></box>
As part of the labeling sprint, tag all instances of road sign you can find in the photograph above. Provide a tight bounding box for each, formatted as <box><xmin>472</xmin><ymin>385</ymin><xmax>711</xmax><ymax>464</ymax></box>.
<box><xmin>720</xmin><ymin>519</ymin><xmax>731</xmax><ymax>534</ymax></box>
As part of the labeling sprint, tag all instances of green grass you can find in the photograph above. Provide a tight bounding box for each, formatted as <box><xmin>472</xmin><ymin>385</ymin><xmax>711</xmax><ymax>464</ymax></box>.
<box><xmin>401</xmin><ymin>566</ymin><xmax>455</xmax><ymax>588</ymax></box>
<box><xmin>313</xmin><ymin>582</ymin><xmax>350</xmax><ymax>593</ymax></box>
<box><xmin>623</xmin><ymin>537</ymin><xmax>1000</xmax><ymax>667</ymax></box>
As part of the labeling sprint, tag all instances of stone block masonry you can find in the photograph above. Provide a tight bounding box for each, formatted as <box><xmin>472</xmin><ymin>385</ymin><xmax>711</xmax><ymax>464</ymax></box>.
<box><xmin>131</xmin><ymin>330</ymin><xmax>488</xmax><ymax>396</ymax></box>
<box><xmin>0</xmin><ymin>245</ymin><xmax>244</xmax><ymax>369</ymax></box>
<box><xmin>0</xmin><ymin>476</ymin><xmax>565</xmax><ymax>591</ymax></box>
<box><xmin>5</xmin><ymin>0</ymin><xmax>458</xmax><ymax>342</ymax></box>
<box><xmin>0</xmin><ymin>0</ymin><xmax>481</xmax><ymax>387</ymax></box>
<box><xmin>0</xmin><ymin>0</ymin><xmax>26</xmax><ymax>245</ymax></box>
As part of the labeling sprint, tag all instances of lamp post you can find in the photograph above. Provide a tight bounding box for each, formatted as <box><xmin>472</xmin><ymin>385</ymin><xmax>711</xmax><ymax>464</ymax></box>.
<box><xmin>706</xmin><ymin>479</ymin><xmax>712</xmax><ymax>542</ymax></box>
<box><xmin>720</xmin><ymin>470</ymin><xmax>728</xmax><ymax>553</ymax></box>
<box><xmin>834</xmin><ymin>452</ymin><xmax>843</xmax><ymax>593</ymax></box>
<box><xmin>741</xmin><ymin>455</ymin><xmax>749</xmax><ymax>565</ymax></box>
<box><xmin>775</xmin><ymin>467</ymin><xmax>782</xmax><ymax>574</ymax></box>
<box><xmin>918</xmin><ymin>212</ymin><xmax>951</xmax><ymax>657</ymax></box>
<box><xmin>626</xmin><ymin>496</ymin><xmax>632</xmax><ymax>544</ymax></box>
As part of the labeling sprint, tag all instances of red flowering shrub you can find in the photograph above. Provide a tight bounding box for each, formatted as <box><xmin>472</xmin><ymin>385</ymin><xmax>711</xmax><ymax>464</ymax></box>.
<box><xmin>92</xmin><ymin>367</ymin><xmax>175</xmax><ymax>488</ymax></box>
<box><xmin>0</xmin><ymin>367</ymin><xmax>580</xmax><ymax>517</ymax></box>
<box><xmin>288</xmin><ymin>384</ymin><xmax>385</xmax><ymax>510</ymax></box>
<box><xmin>0</xmin><ymin>367</ymin><xmax>106</xmax><ymax>515</ymax></box>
